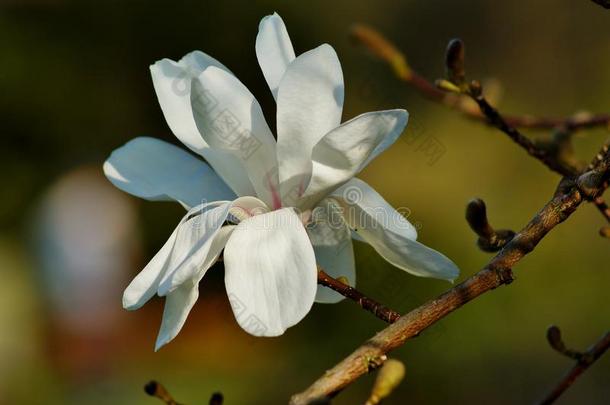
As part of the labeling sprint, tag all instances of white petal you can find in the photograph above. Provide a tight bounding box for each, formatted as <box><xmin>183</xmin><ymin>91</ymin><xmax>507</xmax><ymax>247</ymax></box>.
<box><xmin>179</xmin><ymin>50</ymin><xmax>232</xmax><ymax>75</ymax></box>
<box><xmin>122</xmin><ymin>224</ymin><xmax>179</xmax><ymax>310</ymax></box>
<box><xmin>156</xmin><ymin>204</ymin><xmax>230</xmax><ymax>295</ymax></box>
<box><xmin>332</xmin><ymin>179</ymin><xmax>459</xmax><ymax>281</ymax></box>
<box><xmin>256</xmin><ymin>13</ymin><xmax>296</xmax><ymax>100</ymax></box>
<box><xmin>308</xmin><ymin>199</ymin><xmax>355</xmax><ymax>304</ymax></box>
<box><xmin>192</xmin><ymin>67</ymin><xmax>280</xmax><ymax>207</ymax></box>
<box><xmin>158</xmin><ymin>197</ymin><xmax>269</xmax><ymax>295</ymax></box>
<box><xmin>122</xmin><ymin>201</ymin><xmax>228</xmax><ymax>310</ymax></box>
<box><xmin>153</xmin><ymin>224</ymin><xmax>237</xmax><ymax>351</ymax></box>
<box><xmin>301</xmin><ymin>110</ymin><xmax>408</xmax><ymax>208</ymax></box>
<box><xmin>155</xmin><ymin>280</ymin><xmax>199</xmax><ymax>351</ymax></box>
<box><xmin>276</xmin><ymin>44</ymin><xmax>344</xmax><ymax>204</ymax></box>
<box><xmin>224</xmin><ymin>208</ymin><xmax>317</xmax><ymax>336</ymax></box>
<box><xmin>150</xmin><ymin>56</ymin><xmax>255</xmax><ymax>196</ymax></box>
<box><xmin>104</xmin><ymin>137</ymin><xmax>235</xmax><ymax>208</ymax></box>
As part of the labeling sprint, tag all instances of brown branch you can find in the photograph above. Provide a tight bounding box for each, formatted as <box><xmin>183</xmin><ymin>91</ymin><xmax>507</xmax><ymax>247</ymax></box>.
<box><xmin>350</xmin><ymin>24</ymin><xmax>610</xmax><ymax>131</ymax></box>
<box><xmin>290</xmin><ymin>151</ymin><xmax>610</xmax><ymax>405</ymax></box>
<box><xmin>317</xmin><ymin>268</ymin><xmax>401</xmax><ymax>324</ymax></box>
<box><xmin>538</xmin><ymin>327</ymin><xmax>610</xmax><ymax>404</ymax></box>
<box><xmin>353</xmin><ymin>26</ymin><xmax>610</xmax><ymax>225</ymax></box>
<box><xmin>464</xmin><ymin>81</ymin><xmax>578</xmax><ymax>176</ymax></box>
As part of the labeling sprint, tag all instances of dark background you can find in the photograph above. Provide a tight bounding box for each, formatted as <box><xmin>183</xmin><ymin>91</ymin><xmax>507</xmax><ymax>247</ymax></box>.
<box><xmin>1</xmin><ymin>0</ymin><xmax>609</xmax><ymax>403</ymax></box>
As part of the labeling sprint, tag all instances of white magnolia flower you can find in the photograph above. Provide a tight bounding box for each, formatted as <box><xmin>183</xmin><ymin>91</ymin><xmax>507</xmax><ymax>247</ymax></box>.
<box><xmin>104</xmin><ymin>13</ymin><xmax>459</xmax><ymax>350</ymax></box>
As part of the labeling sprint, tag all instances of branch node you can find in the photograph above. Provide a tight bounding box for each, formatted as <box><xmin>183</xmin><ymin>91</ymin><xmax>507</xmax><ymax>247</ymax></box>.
<box><xmin>366</xmin><ymin>354</ymin><xmax>388</xmax><ymax>372</ymax></box>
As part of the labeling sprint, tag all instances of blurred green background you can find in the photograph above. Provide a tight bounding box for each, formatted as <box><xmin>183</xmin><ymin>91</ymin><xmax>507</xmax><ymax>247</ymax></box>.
<box><xmin>1</xmin><ymin>0</ymin><xmax>609</xmax><ymax>404</ymax></box>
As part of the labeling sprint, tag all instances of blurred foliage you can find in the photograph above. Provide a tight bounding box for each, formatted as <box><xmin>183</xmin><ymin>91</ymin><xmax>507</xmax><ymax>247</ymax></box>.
<box><xmin>1</xmin><ymin>0</ymin><xmax>609</xmax><ymax>404</ymax></box>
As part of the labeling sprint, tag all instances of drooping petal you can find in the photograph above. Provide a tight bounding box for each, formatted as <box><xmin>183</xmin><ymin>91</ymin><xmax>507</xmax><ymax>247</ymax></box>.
<box><xmin>150</xmin><ymin>56</ymin><xmax>255</xmax><ymax>196</ymax></box>
<box><xmin>224</xmin><ymin>208</ymin><xmax>317</xmax><ymax>336</ymax></box>
<box><xmin>308</xmin><ymin>199</ymin><xmax>356</xmax><ymax>304</ymax></box>
<box><xmin>155</xmin><ymin>204</ymin><xmax>231</xmax><ymax>296</ymax></box>
<box><xmin>276</xmin><ymin>44</ymin><xmax>344</xmax><ymax>204</ymax></box>
<box><xmin>256</xmin><ymin>12</ymin><xmax>296</xmax><ymax>100</ymax></box>
<box><xmin>154</xmin><ymin>225</ymin><xmax>237</xmax><ymax>351</ymax></box>
<box><xmin>122</xmin><ymin>201</ymin><xmax>229</xmax><ymax>310</ymax></box>
<box><xmin>332</xmin><ymin>179</ymin><xmax>459</xmax><ymax>281</ymax></box>
<box><xmin>122</xmin><ymin>223</ymin><xmax>179</xmax><ymax>310</ymax></box>
<box><xmin>155</xmin><ymin>280</ymin><xmax>199</xmax><ymax>351</ymax></box>
<box><xmin>158</xmin><ymin>197</ymin><xmax>269</xmax><ymax>295</ymax></box>
<box><xmin>300</xmin><ymin>110</ymin><xmax>408</xmax><ymax>209</ymax></box>
<box><xmin>103</xmin><ymin>137</ymin><xmax>235</xmax><ymax>209</ymax></box>
<box><xmin>191</xmin><ymin>67</ymin><xmax>280</xmax><ymax>207</ymax></box>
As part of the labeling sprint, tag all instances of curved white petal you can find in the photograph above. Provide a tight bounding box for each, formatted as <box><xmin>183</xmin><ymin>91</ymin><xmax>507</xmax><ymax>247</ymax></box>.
<box><xmin>150</xmin><ymin>56</ymin><xmax>255</xmax><ymax>196</ymax></box>
<box><xmin>122</xmin><ymin>223</ymin><xmax>179</xmax><ymax>310</ymax></box>
<box><xmin>154</xmin><ymin>224</ymin><xmax>237</xmax><ymax>351</ymax></box>
<box><xmin>155</xmin><ymin>204</ymin><xmax>231</xmax><ymax>296</ymax></box>
<box><xmin>308</xmin><ymin>199</ymin><xmax>355</xmax><ymax>304</ymax></box>
<box><xmin>192</xmin><ymin>67</ymin><xmax>280</xmax><ymax>207</ymax></box>
<box><xmin>158</xmin><ymin>197</ymin><xmax>269</xmax><ymax>295</ymax></box>
<box><xmin>224</xmin><ymin>208</ymin><xmax>317</xmax><ymax>336</ymax></box>
<box><xmin>256</xmin><ymin>13</ymin><xmax>295</xmax><ymax>100</ymax></box>
<box><xmin>155</xmin><ymin>280</ymin><xmax>199</xmax><ymax>351</ymax></box>
<box><xmin>179</xmin><ymin>50</ymin><xmax>232</xmax><ymax>75</ymax></box>
<box><xmin>104</xmin><ymin>137</ymin><xmax>235</xmax><ymax>209</ymax></box>
<box><xmin>301</xmin><ymin>110</ymin><xmax>408</xmax><ymax>208</ymax></box>
<box><xmin>332</xmin><ymin>179</ymin><xmax>459</xmax><ymax>281</ymax></box>
<box><xmin>122</xmin><ymin>201</ymin><xmax>228</xmax><ymax>310</ymax></box>
<box><xmin>276</xmin><ymin>44</ymin><xmax>344</xmax><ymax>204</ymax></box>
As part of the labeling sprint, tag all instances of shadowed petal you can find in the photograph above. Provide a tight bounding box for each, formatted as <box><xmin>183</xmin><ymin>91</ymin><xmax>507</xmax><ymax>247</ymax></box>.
<box><xmin>308</xmin><ymin>199</ymin><xmax>356</xmax><ymax>304</ymax></box>
<box><xmin>103</xmin><ymin>137</ymin><xmax>235</xmax><ymax>209</ymax></box>
<box><xmin>192</xmin><ymin>67</ymin><xmax>279</xmax><ymax>207</ymax></box>
<box><xmin>333</xmin><ymin>179</ymin><xmax>459</xmax><ymax>281</ymax></box>
<box><xmin>276</xmin><ymin>44</ymin><xmax>344</xmax><ymax>204</ymax></box>
<box><xmin>301</xmin><ymin>109</ymin><xmax>408</xmax><ymax>209</ymax></box>
<box><xmin>151</xmin><ymin>55</ymin><xmax>254</xmax><ymax>196</ymax></box>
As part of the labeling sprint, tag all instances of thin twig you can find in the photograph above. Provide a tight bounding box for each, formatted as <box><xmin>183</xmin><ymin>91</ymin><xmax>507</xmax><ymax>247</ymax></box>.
<box><xmin>352</xmin><ymin>26</ymin><xmax>610</xmax><ymax>225</ymax></box>
<box><xmin>317</xmin><ymin>268</ymin><xmax>401</xmax><ymax>324</ymax></box>
<box><xmin>538</xmin><ymin>328</ymin><xmax>610</xmax><ymax>404</ymax></box>
<box><xmin>290</xmin><ymin>151</ymin><xmax>610</xmax><ymax>405</ymax></box>
<box><xmin>465</xmin><ymin>82</ymin><xmax>577</xmax><ymax>176</ymax></box>
<box><xmin>350</xmin><ymin>24</ymin><xmax>610</xmax><ymax>131</ymax></box>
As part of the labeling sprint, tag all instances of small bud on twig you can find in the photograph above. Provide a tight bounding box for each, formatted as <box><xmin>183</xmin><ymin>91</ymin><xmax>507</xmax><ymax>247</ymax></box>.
<box><xmin>546</xmin><ymin>326</ymin><xmax>584</xmax><ymax>361</ymax></box>
<box><xmin>364</xmin><ymin>359</ymin><xmax>406</xmax><ymax>405</ymax></box>
<box><xmin>445</xmin><ymin>38</ymin><xmax>465</xmax><ymax>85</ymax></box>
<box><xmin>144</xmin><ymin>381</ymin><xmax>181</xmax><ymax>405</ymax></box>
<box><xmin>600</xmin><ymin>226</ymin><xmax>610</xmax><ymax>238</ymax></box>
<box><xmin>466</xmin><ymin>198</ymin><xmax>515</xmax><ymax>252</ymax></box>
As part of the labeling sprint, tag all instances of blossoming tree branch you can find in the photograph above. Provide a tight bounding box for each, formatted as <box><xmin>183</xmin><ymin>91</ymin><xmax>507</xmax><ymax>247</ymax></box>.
<box><xmin>102</xmin><ymin>12</ymin><xmax>609</xmax><ymax>405</ymax></box>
